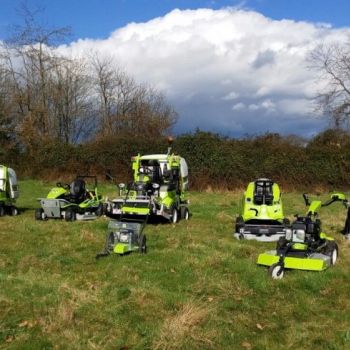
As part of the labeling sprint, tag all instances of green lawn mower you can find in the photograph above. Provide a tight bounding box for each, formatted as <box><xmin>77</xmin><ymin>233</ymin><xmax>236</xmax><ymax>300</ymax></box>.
<box><xmin>105</xmin><ymin>146</ymin><xmax>189</xmax><ymax>223</ymax></box>
<box><xmin>96</xmin><ymin>217</ymin><xmax>147</xmax><ymax>258</ymax></box>
<box><xmin>35</xmin><ymin>175</ymin><xmax>104</xmax><ymax>221</ymax></box>
<box><xmin>0</xmin><ymin>165</ymin><xmax>19</xmax><ymax>216</ymax></box>
<box><xmin>234</xmin><ymin>178</ymin><xmax>288</xmax><ymax>242</ymax></box>
<box><xmin>257</xmin><ymin>193</ymin><xmax>346</xmax><ymax>279</ymax></box>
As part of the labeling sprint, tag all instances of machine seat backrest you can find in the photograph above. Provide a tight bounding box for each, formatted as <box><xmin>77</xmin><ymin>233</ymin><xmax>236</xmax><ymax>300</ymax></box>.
<box><xmin>70</xmin><ymin>178</ymin><xmax>86</xmax><ymax>202</ymax></box>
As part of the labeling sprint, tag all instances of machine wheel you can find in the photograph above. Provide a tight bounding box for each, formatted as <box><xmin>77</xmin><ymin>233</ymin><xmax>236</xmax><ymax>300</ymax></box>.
<box><xmin>0</xmin><ymin>205</ymin><xmax>5</xmax><ymax>217</ymax></box>
<box><xmin>180</xmin><ymin>206</ymin><xmax>189</xmax><ymax>220</ymax></box>
<box><xmin>325</xmin><ymin>241</ymin><xmax>338</xmax><ymax>265</ymax></box>
<box><xmin>95</xmin><ymin>203</ymin><xmax>103</xmax><ymax>217</ymax></box>
<box><xmin>139</xmin><ymin>234</ymin><xmax>147</xmax><ymax>254</ymax></box>
<box><xmin>268</xmin><ymin>263</ymin><xmax>285</xmax><ymax>279</ymax></box>
<box><xmin>65</xmin><ymin>208</ymin><xmax>76</xmax><ymax>221</ymax></box>
<box><xmin>171</xmin><ymin>208</ymin><xmax>179</xmax><ymax>223</ymax></box>
<box><xmin>235</xmin><ymin>216</ymin><xmax>244</xmax><ymax>233</ymax></box>
<box><xmin>35</xmin><ymin>208</ymin><xmax>44</xmax><ymax>220</ymax></box>
<box><xmin>277</xmin><ymin>237</ymin><xmax>288</xmax><ymax>250</ymax></box>
<box><xmin>10</xmin><ymin>206</ymin><xmax>18</xmax><ymax>216</ymax></box>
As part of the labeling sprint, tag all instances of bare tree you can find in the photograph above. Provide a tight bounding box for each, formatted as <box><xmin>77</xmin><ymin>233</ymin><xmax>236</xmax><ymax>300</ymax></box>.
<box><xmin>310</xmin><ymin>41</ymin><xmax>350</xmax><ymax>128</ymax></box>
<box><xmin>91</xmin><ymin>54</ymin><xmax>177</xmax><ymax>138</ymax></box>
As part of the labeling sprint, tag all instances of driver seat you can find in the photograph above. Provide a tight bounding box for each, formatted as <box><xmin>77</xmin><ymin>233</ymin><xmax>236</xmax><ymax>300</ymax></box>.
<box><xmin>70</xmin><ymin>178</ymin><xmax>86</xmax><ymax>203</ymax></box>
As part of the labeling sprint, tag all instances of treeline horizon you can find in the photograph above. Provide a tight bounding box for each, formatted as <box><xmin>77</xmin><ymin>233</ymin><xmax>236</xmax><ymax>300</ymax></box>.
<box><xmin>2</xmin><ymin>128</ymin><xmax>350</xmax><ymax>191</ymax></box>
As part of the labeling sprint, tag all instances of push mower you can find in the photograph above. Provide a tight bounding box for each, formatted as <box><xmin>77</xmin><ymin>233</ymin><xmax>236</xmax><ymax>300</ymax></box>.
<box><xmin>0</xmin><ymin>165</ymin><xmax>19</xmax><ymax>216</ymax></box>
<box><xmin>257</xmin><ymin>193</ymin><xmax>346</xmax><ymax>279</ymax></box>
<box><xmin>234</xmin><ymin>178</ymin><xmax>289</xmax><ymax>241</ymax></box>
<box><xmin>96</xmin><ymin>216</ymin><xmax>147</xmax><ymax>258</ymax></box>
<box><xmin>35</xmin><ymin>175</ymin><xmax>104</xmax><ymax>221</ymax></box>
<box><xmin>105</xmin><ymin>140</ymin><xmax>189</xmax><ymax>223</ymax></box>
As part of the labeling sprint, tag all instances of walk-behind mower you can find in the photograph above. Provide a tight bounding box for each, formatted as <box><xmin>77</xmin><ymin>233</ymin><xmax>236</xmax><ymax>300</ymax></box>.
<box><xmin>0</xmin><ymin>165</ymin><xmax>19</xmax><ymax>216</ymax></box>
<box><xmin>96</xmin><ymin>217</ymin><xmax>147</xmax><ymax>258</ymax></box>
<box><xmin>105</xmin><ymin>145</ymin><xmax>189</xmax><ymax>223</ymax></box>
<box><xmin>35</xmin><ymin>176</ymin><xmax>104</xmax><ymax>221</ymax></box>
<box><xmin>257</xmin><ymin>193</ymin><xmax>346</xmax><ymax>279</ymax></box>
<box><xmin>234</xmin><ymin>178</ymin><xmax>289</xmax><ymax>241</ymax></box>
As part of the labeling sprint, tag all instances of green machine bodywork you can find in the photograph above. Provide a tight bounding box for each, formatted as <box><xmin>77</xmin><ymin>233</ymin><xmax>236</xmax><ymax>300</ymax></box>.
<box><xmin>257</xmin><ymin>193</ymin><xmax>346</xmax><ymax>279</ymax></box>
<box><xmin>0</xmin><ymin>165</ymin><xmax>19</xmax><ymax>216</ymax></box>
<box><xmin>106</xmin><ymin>151</ymin><xmax>190</xmax><ymax>223</ymax></box>
<box><xmin>35</xmin><ymin>176</ymin><xmax>104</xmax><ymax>221</ymax></box>
<box><xmin>234</xmin><ymin>178</ymin><xmax>288</xmax><ymax>241</ymax></box>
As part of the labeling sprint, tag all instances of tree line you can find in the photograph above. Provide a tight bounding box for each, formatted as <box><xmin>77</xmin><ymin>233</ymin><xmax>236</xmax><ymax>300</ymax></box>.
<box><xmin>0</xmin><ymin>6</ymin><xmax>176</xmax><ymax>156</ymax></box>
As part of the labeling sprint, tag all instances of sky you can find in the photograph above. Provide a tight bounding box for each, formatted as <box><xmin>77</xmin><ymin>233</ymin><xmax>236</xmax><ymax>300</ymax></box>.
<box><xmin>1</xmin><ymin>0</ymin><xmax>350</xmax><ymax>137</ymax></box>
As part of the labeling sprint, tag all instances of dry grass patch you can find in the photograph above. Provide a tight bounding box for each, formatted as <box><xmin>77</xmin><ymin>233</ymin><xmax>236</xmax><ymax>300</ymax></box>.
<box><xmin>153</xmin><ymin>301</ymin><xmax>214</xmax><ymax>350</ymax></box>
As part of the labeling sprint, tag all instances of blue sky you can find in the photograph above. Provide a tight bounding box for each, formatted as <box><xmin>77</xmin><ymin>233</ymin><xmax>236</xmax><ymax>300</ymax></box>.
<box><xmin>0</xmin><ymin>0</ymin><xmax>349</xmax><ymax>41</ymax></box>
<box><xmin>1</xmin><ymin>1</ymin><xmax>350</xmax><ymax>136</ymax></box>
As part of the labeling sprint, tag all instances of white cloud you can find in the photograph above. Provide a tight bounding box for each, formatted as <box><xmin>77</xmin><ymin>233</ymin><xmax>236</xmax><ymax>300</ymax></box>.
<box><xmin>58</xmin><ymin>8</ymin><xmax>350</xmax><ymax>136</ymax></box>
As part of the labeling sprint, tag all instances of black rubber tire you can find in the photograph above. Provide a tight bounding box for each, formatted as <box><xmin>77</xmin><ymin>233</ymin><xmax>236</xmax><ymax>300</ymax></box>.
<box><xmin>0</xmin><ymin>205</ymin><xmax>5</xmax><ymax>217</ymax></box>
<box><xmin>10</xmin><ymin>206</ymin><xmax>18</xmax><ymax>216</ymax></box>
<box><xmin>268</xmin><ymin>263</ymin><xmax>285</xmax><ymax>279</ymax></box>
<box><xmin>95</xmin><ymin>203</ymin><xmax>103</xmax><ymax>217</ymax></box>
<box><xmin>139</xmin><ymin>234</ymin><xmax>147</xmax><ymax>254</ymax></box>
<box><xmin>65</xmin><ymin>208</ymin><xmax>76</xmax><ymax>221</ymax></box>
<box><xmin>180</xmin><ymin>206</ymin><xmax>189</xmax><ymax>220</ymax></box>
<box><xmin>35</xmin><ymin>208</ymin><xmax>43</xmax><ymax>220</ymax></box>
<box><xmin>277</xmin><ymin>237</ymin><xmax>288</xmax><ymax>250</ymax></box>
<box><xmin>171</xmin><ymin>208</ymin><xmax>179</xmax><ymax>223</ymax></box>
<box><xmin>324</xmin><ymin>241</ymin><xmax>338</xmax><ymax>265</ymax></box>
<box><xmin>235</xmin><ymin>216</ymin><xmax>244</xmax><ymax>232</ymax></box>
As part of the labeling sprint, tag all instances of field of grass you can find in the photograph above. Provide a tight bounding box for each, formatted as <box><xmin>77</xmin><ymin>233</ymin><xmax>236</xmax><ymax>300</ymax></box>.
<box><xmin>1</xmin><ymin>180</ymin><xmax>350</xmax><ymax>349</ymax></box>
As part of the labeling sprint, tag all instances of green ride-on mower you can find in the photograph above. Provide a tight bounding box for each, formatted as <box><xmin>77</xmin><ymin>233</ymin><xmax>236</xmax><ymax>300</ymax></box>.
<box><xmin>105</xmin><ymin>147</ymin><xmax>189</xmax><ymax>223</ymax></box>
<box><xmin>257</xmin><ymin>193</ymin><xmax>346</xmax><ymax>279</ymax></box>
<box><xmin>96</xmin><ymin>217</ymin><xmax>147</xmax><ymax>258</ymax></box>
<box><xmin>35</xmin><ymin>176</ymin><xmax>104</xmax><ymax>221</ymax></box>
<box><xmin>234</xmin><ymin>178</ymin><xmax>288</xmax><ymax>242</ymax></box>
<box><xmin>0</xmin><ymin>165</ymin><xmax>19</xmax><ymax>216</ymax></box>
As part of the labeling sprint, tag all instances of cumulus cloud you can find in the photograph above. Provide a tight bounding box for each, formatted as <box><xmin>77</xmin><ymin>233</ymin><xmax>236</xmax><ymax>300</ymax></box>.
<box><xmin>58</xmin><ymin>8</ymin><xmax>350</xmax><ymax>136</ymax></box>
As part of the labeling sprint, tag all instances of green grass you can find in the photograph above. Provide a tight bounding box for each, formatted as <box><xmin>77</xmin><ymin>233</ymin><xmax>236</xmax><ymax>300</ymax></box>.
<box><xmin>1</xmin><ymin>181</ymin><xmax>350</xmax><ymax>349</ymax></box>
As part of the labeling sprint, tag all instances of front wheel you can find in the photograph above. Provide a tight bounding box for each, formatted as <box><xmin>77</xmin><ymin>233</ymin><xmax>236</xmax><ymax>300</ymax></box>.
<box><xmin>10</xmin><ymin>206</ymin><xmax>18</xmax><ymax>216</ymax></box>
<box><xmin>0</xmin><ymin>205</ymin><xmax>5</xmax><ymax>217</ymax></box>
<box><xmin>268</xmin><ymin>263</ymin><xmax>285</xmax><ymax>279</ymax></box>
<box><xmin>65</xmin><ymin>208</ymin><xmax>76</xmax><ymax>221</ymax></box>
<box><xmin>35</xmin><ymin>208</ymin><xmax>44</xmax><ymax>220</ymax></box>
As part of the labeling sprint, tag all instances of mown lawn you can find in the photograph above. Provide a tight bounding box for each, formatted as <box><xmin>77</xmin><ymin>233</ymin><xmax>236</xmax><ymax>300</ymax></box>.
<box><xmin>1</xmin><ymin>180</ymin><xmax>350</xmax><ymax>349</ymax></box>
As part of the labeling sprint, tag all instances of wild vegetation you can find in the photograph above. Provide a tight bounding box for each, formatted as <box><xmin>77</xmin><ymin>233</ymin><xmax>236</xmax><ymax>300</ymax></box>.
<box><xmin>1</xmin><ymin>180</ymin><xmax>350</xmax><ymax>349</ymax></box>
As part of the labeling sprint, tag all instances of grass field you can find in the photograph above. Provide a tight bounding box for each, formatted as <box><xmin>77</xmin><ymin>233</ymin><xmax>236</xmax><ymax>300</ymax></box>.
<box><xmin>1</xmin><ymin>180</ymin><xmax>350</xmax><ymax>349</ymax></box>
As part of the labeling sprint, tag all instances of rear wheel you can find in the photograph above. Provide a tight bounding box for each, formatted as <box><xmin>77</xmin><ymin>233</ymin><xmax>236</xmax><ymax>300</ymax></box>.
<box><xmin>0</xmin><ymin>205</ymin><xmax>5</xmax><ymax>217</ymax></box>
<box><xmin>139</xmin><ymin>234</ymin><xmax>147</xmax><ymax>254</ymax></box>
<box><xmin>171</xmin><ymin>208</ymin><xmax>178</xmax><ymax>223</ymax></box>
<box><xmin>268</xmin><ymin>263</ymin><xmax>285</xmax><ymax>279</ymax></box>
<box><xmin>180</xmin><ymin>206</ymin><xmax>189</xmax><ymax>220</ymax></box>
<box><xmin>65</xmin><ymin>208</ymin><xmax>76</xmax><ymax>221</ymax></box>
<box><xmin>325</xmin><ymin>241</ymin><xmax>338</xmax><ymax>265</ymax></box>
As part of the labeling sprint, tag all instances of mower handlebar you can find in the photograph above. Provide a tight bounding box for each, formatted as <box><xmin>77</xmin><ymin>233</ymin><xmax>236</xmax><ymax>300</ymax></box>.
<box><xmin>302</xmin><ymin>193</ymin><xmax>310</xmax><ymax>206</ymax></box>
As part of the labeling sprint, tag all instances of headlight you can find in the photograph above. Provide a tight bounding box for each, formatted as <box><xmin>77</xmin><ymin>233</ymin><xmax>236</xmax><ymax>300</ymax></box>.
<box><xmin>285</xmin><ymin>228</ymin><xmax>292</xmax><ymax>240</ymax></box>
